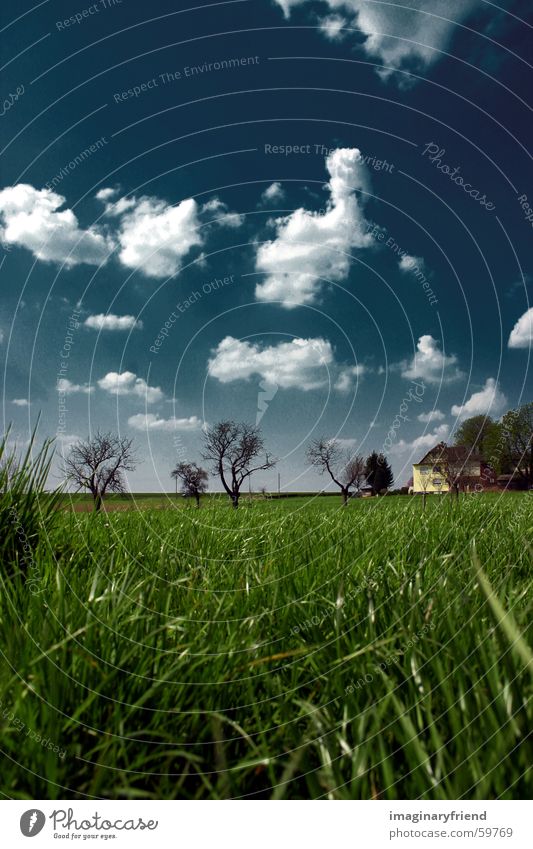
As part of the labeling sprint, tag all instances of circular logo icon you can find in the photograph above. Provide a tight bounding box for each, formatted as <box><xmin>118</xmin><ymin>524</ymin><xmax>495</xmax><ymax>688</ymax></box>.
<box><xmin>20</xmin><ymin>810</ymin><xmax>46</xmax><ymax>837</ymax></box>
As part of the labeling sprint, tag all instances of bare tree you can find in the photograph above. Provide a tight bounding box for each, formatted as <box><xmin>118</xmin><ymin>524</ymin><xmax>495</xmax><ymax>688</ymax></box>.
<box><xmin>202</xmin><ymin>421</ymin><xmax>276</xmax><ymax>508</ymax></box>
<box><xmin>307</xmin><ymin>437</ymin><xmax>365</xmax><ymax>505</ymax></box>
<box><xmin>171</xmin><ymin>461</ymin><xmax>208</xmax><ymax>507</ymax></box>
<box><xmin>61</xmin><ymin>432</ymin><xmax>137</xmax><ymax>511</ymax></box>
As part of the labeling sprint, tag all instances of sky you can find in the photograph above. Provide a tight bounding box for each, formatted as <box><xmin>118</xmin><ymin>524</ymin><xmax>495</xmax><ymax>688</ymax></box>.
<box><xmin>0</xmin><ymin>0</ymin><xmax>532</xmax><ymax>491</ymax></box>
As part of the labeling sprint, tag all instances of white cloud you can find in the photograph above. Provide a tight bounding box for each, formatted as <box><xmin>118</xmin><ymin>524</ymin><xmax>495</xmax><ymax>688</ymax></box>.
<box><xmin>261</xmin><ymin>182</ymin><xmax>285</xmax><ymax>203</ymax></box>
<box><xmin>208</xmin><ymin>336</ymin><xmax>335</xmax><ymax>390</ymax></box>
<box><xmin>95</xmin><ymin>187</ymin><xmax>119</xmax><ymax>201</ymax></box>
<box><xmin>508</xmin><ymin>307</ymin><xmax>533</xmax><ymax>349</ymax></box>
<box><xmin>12</xmin><ymin>398</ymin><xmax>30</xmax><ymax>407</ymax></box>
<box><xmin>319</xmin><ymin>14</ymin><xmax>348</xmax><ymax>40</ymax></box>
<box><xmin>1</xmin><ymin>184</ymin><xmax>242</xmax><ymax>277</ymax></box>
<box><xmin>0</xmin><ymin>184</ymin><xmax>112</xmax><ymax>267</ymax></box>
<box><xmin>201</xmin><ymin>197</ymin><xmax>243</xmax><ymax>228</ymax></box>
<box><xmin>84</xmin><ymin>313</ymin><xmax>143</xmax><ymax>331</ymax></box>
<box><xmin>255</xmin><ymin>148</ymin><xmax>372</xmax><ymax>307</ymax></box>
<box><xmin>57</xmin><ymin>378</ymin><xmax>92</xmax><ymax>395</ymax></box>
<box><xmin>399</xmin><ymin>253</ymin><xmax>424</xmax><ymax>273</ymax></box>
<box><xmin>97</xmin><ymin>371</ymin><xmax>163</xmax><ymax>404</ymax></box>
<box><xmin>451</xmin><ymin>378</ymin><xmax>507</xmax><ymax>420</ymax></box>
<box><xmin>99</xmin><ymin>192</ymin><xmax>242</xmax><ymax>278</ymax></box>
<box><xmin>334</xmin><ymin>364</ymin><xmax>366</xmax><ymax>392</ymax></box>
<box><xmin>128</xmin><ymin>413</ymin><xmax>202</xmax><ymax>432</ymax></box>
<box><xmin>102</xmin><ymin>194</ymin><xmax>203</xmax><ymax>279</ymax></box>
<box><xmin>275</xmin><ymin>0</ymin><xmax>482</xmax><ymax>80</ymax></box>
<box><xmin>401</xmin><ymin>334</ymin><xmax>463</xmax><ymax>384</ymax></box>
<box><xmin>392</xmin><ymin>423</ymin><xmax>449</xmax><ymax>457</ymax></box>
<box><xmin>56</xmin><ymin>433</ymin><xmax>82</xmax><ymax>454</ymax></box>
<box><xmin>417</xmin><ymin>409</ymin><xmax>445</xmax><ymax>422</ymax></box>
<box><xmin>333</xmin><ymin>436</ymin><xmax>358</xmax><ymax>450</ymax></box>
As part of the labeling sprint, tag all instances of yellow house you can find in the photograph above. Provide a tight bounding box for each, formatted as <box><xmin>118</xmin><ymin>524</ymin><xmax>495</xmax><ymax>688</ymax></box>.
<box><xmin>412</xmin><ymin>445</ymin><xmax>489</xmax><ymax>494</ymax></box>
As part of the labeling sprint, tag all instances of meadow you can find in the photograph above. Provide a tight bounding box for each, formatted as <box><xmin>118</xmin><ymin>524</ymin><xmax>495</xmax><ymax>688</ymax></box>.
<box><xmin>0</xmin><ymin>453</ymin><xmax>531</xmax><ymax>799</ymax></box>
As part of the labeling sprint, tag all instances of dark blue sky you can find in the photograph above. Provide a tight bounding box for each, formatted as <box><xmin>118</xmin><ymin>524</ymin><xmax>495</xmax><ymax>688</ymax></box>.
<box><xmin>1</xmin><ymin>0</ymin><xmax>531</xmax><ymax>489</ymax></box>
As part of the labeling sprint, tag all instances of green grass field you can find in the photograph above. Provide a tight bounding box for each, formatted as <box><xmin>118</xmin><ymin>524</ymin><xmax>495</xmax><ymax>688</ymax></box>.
<box><xmin>1</xmin><ymin>481</ymin><xmax>532</xmax><ymax>799</ymax></box>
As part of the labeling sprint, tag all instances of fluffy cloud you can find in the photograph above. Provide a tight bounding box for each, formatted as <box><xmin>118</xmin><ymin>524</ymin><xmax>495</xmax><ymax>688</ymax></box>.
<box><xmin>275</xmin><ymin>0</ymin><xmax>482</xmax><ymax>80</ymax></box>
<box><xmin>401</xmin><ymin>335</ymin><xmax>463</xmax><ymax>384</ymax></box>
<box><xmin>255</xmin><ymin>148</ymin><xmax>372</xmax><ymax>307</ymax></box>
<box><xmin>102</xmin><ymin>194</ymin><xmax>203</xmax><ymax>279</ymax></box>
<box><xmin>261</xmin><ymin>182</ymin><xmax>285</xmax><ymax>203</ymax></box>
<box><xmin>12</xmin><ymin>398</ymin><xmax>30</xmax><ymax>407</ymax></box>
<box><xmin>95</xmin><ymin>187</ymin><xmax>118</xmax><ymax>202</ymax></box>
<box><xmin>399</xmin><ymin>254</ymin><xmax>424</xmax><ymax>273</ymax></box>
<box><xmin>128</xmin><ymin>413</ymin><xmax>203</xmax><ymax>432</ymax></box>
<box><xmin>417</xmin><ymin>409</ymin><xmax>445</xmax><ymax>422</ymax></box>
<box><xmin>319</xmin><ymin>14</ymin><xmax>348</xmax><ymax>40</ymax></box>
<box><xmin>97</xmin><ymin>371</ymin><xmax>163</xmax><ymax>404</ymax></box>
<box><xmin>392</xmin><ymin>423</ymin><xmax>449</xmax><ymax>456</ymax></box>
<box><xmin>334</xmin><ymin>364</ymin><xmax>366</xmax><ymax>392</ymax></box>
<box><xmin>98</xmin><ymin>190</ymin><xmax>242</xmax><ymax>278</ymax></box>
<box><xmin>508</xmin><ymin>307</ymin><xmax>533</xmax><ymax>349</ymax></box>
<box><xmin>0</xmin><ymin>184</ymin><xmax>112</xmax><ymax>267</ymax></box>
<box><xmin>201</xmin><ymin>197</ymin><xmax>243</xmax><ymax>228</ymax></box>
<box><xmin>57</xmin><ymin>378</ymin><xmax>92</xmax><ymax>394</ymax></box>
<box><xmin>0</xmin><ymin>182</ymin><xmax>243</xmax><ymax>277</ymax></box>
<box><xmin>451</xmin><ymin>378</ymin><xmax>507</xmax><ymax>420</ymax></box>
<box><xmin>84</xmin><ymin>314</ymin><xmax>143</xmax><ymax>331</ymax></box>
<box><xmin>208</xmin><ymin>336</ymin><xmax>336</xmax><ymax>390</ymax></box>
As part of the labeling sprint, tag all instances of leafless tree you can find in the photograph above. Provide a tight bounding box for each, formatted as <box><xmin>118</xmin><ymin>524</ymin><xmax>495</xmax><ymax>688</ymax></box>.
<box><xmin>306</xmin><ymin>437</ymin><xmax>365</xmax><ymax>505</ymax></box>
<box><xmin>61</xmin><ymin>432</ymin><xmax>137</xmax><ymax>511</ymax></box>
<box><xmin>171</xmin><ymin>461</ymin><xmax>208</xmax><ymax>507</ymax></box>
<box><xmin>202</xmin><ymin>421</ymin><xmax>276</xmax><ymax>508</ymax></box>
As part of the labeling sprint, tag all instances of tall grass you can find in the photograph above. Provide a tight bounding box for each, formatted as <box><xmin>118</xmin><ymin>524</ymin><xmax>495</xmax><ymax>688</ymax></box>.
<box><xmin>0</xmin><ymin>430</ymin><xmax>61</xmax><ymax>577</ymax></box>
<box><xmin>0</xmin><ymin>485</ymin><xmax>531</xmax><ymax>799</ymax></box>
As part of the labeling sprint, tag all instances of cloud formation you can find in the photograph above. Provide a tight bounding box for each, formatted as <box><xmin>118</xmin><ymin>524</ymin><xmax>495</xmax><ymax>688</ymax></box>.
<box><xmin>84</xmin><ymin>314</ymin><xmax>143</xmax><ymax>331</ymax></box>
<box><xmin>417</xmin><ymin>409</ymin><xmax>445</xmax><ymax>422</ymax></box>
<box><xmin>392</xmin><ymin>423</ymin><xmax>449</xmax><ymax>456</ymax></box>
<box><xmin>97</xmin><ymin>371</ymin><xmax>163</xmax><ymax>404</ymax></box>
<box><xmin>100</xmin><ymin>191</ymin><xmax>243</xmax><ymax>278</ymax></box>
<box><xmin>128</xmin><ymin>413</ymin><xmax>202</xmax><ymax>432</ymax></box>
<box><xmin>400</xmin><ymin>334</ymin><xmax>463</xmax><ymax>384</ymax></box>
<box><xmin>208</xmin><ymin>336</ymin><xmax>336</xmax><ymax>390</ymax></box>
<box><xmin>508</xmin><ymin>307</ymin><xmax>533</xmax><ymax>349</ymax></box>
<box><xmin>399</xmin><ymin>254</ymin><xmax>424</xmax><ymax>273</ymax></box>
<box><xmin>0</xmin><ymin>183</ymin><xmax>241</xmax><ymax>278</ymax></box>
<box><xmin>57</xmin><ymin>378</ymin><xmax>92</xmax><ymax>394</ymax></box>
<box><xmin>102</xmin><ymin>195</ymin><xmax>203</xmax><ymax>279</ymax></box>
<box><xmin>261</xmin><ymin>182</ymin><xmax>285</xmax><ymax>203</ymax></box>
<box><xmin>0</xmin><ymin>185</ymin><xmax>112</xmax><ymax>267</ymax></box>
<box><xmin>255</xmin><ymin>148</ymin><xmax>372</xmax><ymax>307</ymax></box>
<box><xmin>275</xmin><ymin>0</ymin><xmax>482</xmax><ymax>80</ymax></box>
<box><xmin>334</xmin><ymin>364</ymin><xmax>366</xmax><ymax>392</ymax></box>
<box><xmin>451</xmin><ymin>378</ymin><xmax>507</xmax><ymax>420</ymax></box>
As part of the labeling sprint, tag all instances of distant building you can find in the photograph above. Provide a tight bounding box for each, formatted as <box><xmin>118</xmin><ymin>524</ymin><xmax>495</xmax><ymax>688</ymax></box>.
<box><xmin>496</xmin><ymin>471</ymin><xmax>528</xmax><ymax>491</ymax></box>
<box><xmin>411</xmin><ymin>445</ymin><xmax>496</xmax><ymax>494</ymax></box>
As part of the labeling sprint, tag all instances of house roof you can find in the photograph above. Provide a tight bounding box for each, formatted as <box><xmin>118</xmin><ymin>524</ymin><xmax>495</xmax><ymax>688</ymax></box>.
<box><xmin>415</xmin><ymin>444</ymin><xmax>484</xmax><ymax>465</ymax></box>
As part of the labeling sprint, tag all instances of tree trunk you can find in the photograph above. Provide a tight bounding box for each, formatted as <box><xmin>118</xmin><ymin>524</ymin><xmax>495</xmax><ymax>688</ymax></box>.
<box><xmin>94</xmin><ymin>492</ymin><xmax>102</xmax><ymax>512</ymax></box>
<box><xmin>195</xmin><ymin>493</ymin><xmax>200</xmax><ymax>508</ymax></box>
<box><xmin>341</xmin><ymin>487</ymin><xmax>348</xmax><ymax>506</ymax></box>
<box><xmin>231</xmin><ymin>493</ymin><xmax>239</xmax><ymax>509</ymax></box>
<box><xmin>422</xmin><ymin>492</ymin><xmax>427</xmax><ymax>511</ymax></box>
